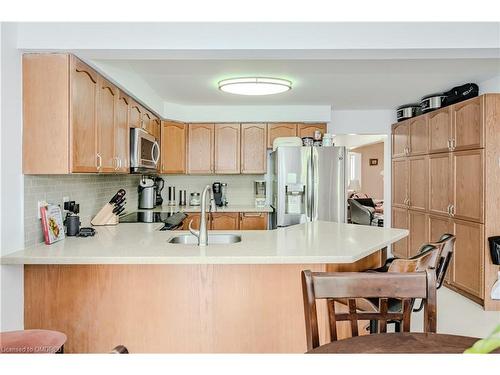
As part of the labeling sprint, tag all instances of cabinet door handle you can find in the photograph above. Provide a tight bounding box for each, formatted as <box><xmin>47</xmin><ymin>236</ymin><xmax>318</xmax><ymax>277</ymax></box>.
<box><xmin>447</xmin><ymin>139</ymin><xmax>451</xmax><ymax>151</ymax></box>
<box><xmin>446</xmin><ymin>204</ymin><xmax>451</xmax><ymax>216</ymax></box>
<box><xmin>450</xmin><ymin>204</ymin><xmax>455</xmax><ymax>217</ymax></box>
<box><xmin>96</xmin><ymin>153</ymin><xmax>102</xmax><ymax>171</ymax></box>
<box><xmin>451</xmin><ymin>139</ymin><xmax>456</xmax><ymax>151</ymax></box>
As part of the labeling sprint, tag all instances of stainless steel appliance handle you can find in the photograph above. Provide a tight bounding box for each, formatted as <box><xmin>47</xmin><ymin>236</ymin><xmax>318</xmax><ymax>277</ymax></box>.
<box><xmin>312</xmin><ymin>150</ymin><xmax>318</xmax><ymax>220</ymax></box>
<box><xmin>152</xmin><ymin>141</ymin><xmax>160</xmax><ymax>165</ymax></box>
<box><xmin>307</xmin><ymin>151</ymin><xmax>314</xmax><ymax>221</ymax></box>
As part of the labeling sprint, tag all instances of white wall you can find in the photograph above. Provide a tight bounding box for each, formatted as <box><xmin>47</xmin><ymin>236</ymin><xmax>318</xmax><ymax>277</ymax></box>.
<box><xmin>0</xmin><ymin>22</ymin><xmax>24</xmax><ymax>331</ymax></box>
<box><xmin>16</xmin><ymin>22</ymin><xmax>500</xmax><ymax>58</ymax></box>
<box><xmin>479</xmin><ymin>75</ymin><xmax>500</xmax><ymax>93</ymax></box>
<box><xmin>164</xmin><ymin>103</ymin><xmax>332</xmax><ymax>122</ymax></box>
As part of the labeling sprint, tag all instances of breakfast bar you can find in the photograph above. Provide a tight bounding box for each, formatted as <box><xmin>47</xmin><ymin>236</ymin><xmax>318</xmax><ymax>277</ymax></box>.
<box><xmin>2</xmin><ymin>221</ymin><xmax>407</xmax><ymax>353</ymax></box>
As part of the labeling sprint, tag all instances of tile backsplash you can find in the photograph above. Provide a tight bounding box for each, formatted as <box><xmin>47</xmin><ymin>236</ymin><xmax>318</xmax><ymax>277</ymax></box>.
<box><xmin>157</xmin><ymin>174</ymin><xmax>264</xmax><ymax>206</ymax></box>
<box><xmin>24</xmin><ymin>174</ymin><xmax>140</xmax><ymax>247</ymax></box>
<box><xmin>24</xmin><ymin>173</ymin><xmax>264</xmax><ymax>247</ymax></box>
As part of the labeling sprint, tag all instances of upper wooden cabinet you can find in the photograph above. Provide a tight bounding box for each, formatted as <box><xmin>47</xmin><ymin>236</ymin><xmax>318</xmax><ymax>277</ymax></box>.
<box><xmin>22</xmin><ymin>53</ymin><xmax>161</xmax><ymax>175</ymax></box>
<box><xmin>428</xmin><ymin>107</ymin><xmax>452</xmax><ymax>153</ymax></box>
<box><xmin>408</xmin><ymin>116</ymin><xmax>428</xmax><ymax>155</ymax></box>
<box><xmin>71</xmin><ymin>56</ymin><xmax>99</xmax><ymax>173</ymax></box>
<box><xmin>97</xmin><ymin>78</ymin><xmax>118</xmax><ymax>173</ymax></box>
<box><xmin>267</xmin><ymin>123</ymin><xmax>297</xmax><ymax>148</ymax></box>
<box><xmin>452</xmin><ymin>97</ymin><xmax>483</xmax><ymax>151</ymax></box>
<box><xmin>187</xmin><ymin>123</ymin><xmax>215</xmax><ymax>174</ymax></box>
<box><xmin>297</xmin><ymin>123</ymin><xmax>327</xmax><ymax>139</ymax></box>
<box><xmin>115</xmin><ymin>91</ymin><xmax>130</xmax><ymax>173</ymax></box>
<box><xmin>161</xmin><ymin>121</ymin><xmax>187</xmax><ymax>174</ymax></box>
<box><xmin>214</xmin><ymin>124</ymin><xmax>241</xmax><ymax>174</ymax></box>
<box><xmin>391</xmin><ymin>121</ymin><xmax>409</xmax><ymax>158</ymax></box>
<box><xmin>241</xmin><ymin>123</ymin><xmax>267</xmax><ymax>174</ymax></box>
<box><xmin>129</xmin><ymin>99</ymin><xmax>143</xmax><ymax>129</ymax></box>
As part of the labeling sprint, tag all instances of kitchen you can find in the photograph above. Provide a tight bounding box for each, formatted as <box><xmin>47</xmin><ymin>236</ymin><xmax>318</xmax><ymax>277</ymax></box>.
<box><xmin>1</xmin><ymin>18</ymin><xmax>500</xmax><ymax>363</ymax></box>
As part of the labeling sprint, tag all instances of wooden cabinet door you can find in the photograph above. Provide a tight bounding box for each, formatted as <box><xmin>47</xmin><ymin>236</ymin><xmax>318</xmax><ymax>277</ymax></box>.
<box><xmin>297</xmin><ymin>123</ymin><xmax>327</xmax><ymax>139</ymax></box>
<box><xmin>267</xmin><ymin>123</ymin><xmax>297</xmax><ymax>148</ymax></box>
<box><xmin>392</xmin><ymin>158</ymin><xmax>408</xmax><ymax>208</ymax></box>
<box><xmin>408</xmin><ymin>156</ymin><xmax>428</xmax><ymax>211</ymax></box>
<box><xmin>187</xmin><ymin>124</ymin><xmax>214</xmax><ymax>174</ymax></box>
<box><xmin>452</xmin><ymin>150</ymin><xmax>484</xmax><ymax>223</ymax></box>
<box><xmin>241</xmin><ymin>123</ymin><xmax>267</xmax><ymax>174</ymax></box>
<box><xmin>115</xmin><ymin>91</ymin><xmax>130</xmax><ymax>173</ymax></box>
<box><xmin>391</xmin><ymin>207</ymin><xmax>409</xmax><ymax>258</ymax></box>
<box><xmin>428</xmin><ymin>153</ymin><xmax>452</xmax><ymax>217</ymax></box>
<box><xmin>214</xmin><ymin>124</ymin><xmax>240</xmax><ymax>174</ymax></box>
<box><xmin>211</xmin><ymin>213</ymin><xmax>239</xmax><ymax>230</ymax></box>
<box><xmin>452</xmin><ymin>97</ymin><xmax>483</xmax><ymax>151</ymax></box>
<box><xmin>97</xmin><ymin>78</ymin><xmax>118</xmax><ymax>173</ymax></box>
<box><xmin>142</xmin><ymin>110</ymin><xmax>153</xmax><ymax>133</ymax></box>
<box><xmin>152</xmin><ymin>118</ymin><xmax>161</xmax><ymax>139</ymax></box>
<box><xmin>239</xmin><ymin>213</ymin><xmax>268</xmax><ymax>230</ymax></box>
<box><xmin>70</xmin><ymin>57</ymin><xmax>99</xmax><ymax>172</ymax></box>
<box><xmin>409</xmin><ymin>116</ymin><xmax>428</xmax><ymax>155</ymax></box>
<box><xmin>428</xmin><ymin>215</ymin><xmax>454</xmax><ymax>282</ymax></box>
<box><xmin>451</xmin><ymin>219</ymin><xmax>484</xmax><ymax>298</ymax></box>
<box><xmin>408</xmin><ymin>210</ymin><xmax>428</xmax><ymax>258</ymax></box>
<box><xmin>129</xmin><ymin>100</ymin><xmax>143</xmax><ymax>128</ymax></box>
<box><xmin>428</xmin><ymin>107</ymin><xmax>452</xmax><ymax>153</ymax></box>
<box><xmin>182</xmin><ymin>213</ymin><xmax>200</xmax><ymax>230</ymax></box>
<box><xmin>161</xmin><ymin>121</ymin><xmax>186</xmax><ymax>174</ymax></box>
<box><xmin>392</xmin><ymin>121</ymin><xmax>409</xmax><ymax>158</ymax></box>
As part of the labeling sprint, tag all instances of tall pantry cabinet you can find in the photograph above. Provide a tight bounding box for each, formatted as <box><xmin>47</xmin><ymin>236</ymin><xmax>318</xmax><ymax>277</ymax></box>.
<box><xmin>391</xmin><ymin>94</ymin><xmax>500</xmax><ymax>311</ymax></box>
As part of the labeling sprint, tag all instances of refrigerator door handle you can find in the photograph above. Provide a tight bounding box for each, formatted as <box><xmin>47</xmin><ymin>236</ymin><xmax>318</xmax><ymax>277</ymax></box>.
<box><xmin>312</xmin><ymin>149</ymin><xmax>318</xmax><ymax>221</ymax></box>
<box><xmin>306</xmin><ymin>150</ymin><xmax>314</xmax><ymax>221</ymax></box>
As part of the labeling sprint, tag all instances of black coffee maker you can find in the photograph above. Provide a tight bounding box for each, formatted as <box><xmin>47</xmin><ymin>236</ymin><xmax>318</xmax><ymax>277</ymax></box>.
<box><xmin>154</xmin><ymin>177</ymin><xmax>165</xmax><ymax>206</ymax></box>
<box><xmin>212</xmin><ymin>182</ymin><xmax>223</xmax><ymax>207</ymax></box>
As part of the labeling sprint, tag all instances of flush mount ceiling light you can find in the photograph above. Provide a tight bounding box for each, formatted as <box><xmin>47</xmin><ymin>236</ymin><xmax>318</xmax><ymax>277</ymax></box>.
<box><xmin>218</xmin><ymin>77</ymin><xmax>292</xmax><ymax>96</ymax></box>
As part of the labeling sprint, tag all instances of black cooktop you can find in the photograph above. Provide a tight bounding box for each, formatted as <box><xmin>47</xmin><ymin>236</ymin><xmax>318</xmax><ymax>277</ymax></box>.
<box><xmin>119</xmin><ymin>211</ymin><xmax>174</xmax><ymax>224</ymax></box>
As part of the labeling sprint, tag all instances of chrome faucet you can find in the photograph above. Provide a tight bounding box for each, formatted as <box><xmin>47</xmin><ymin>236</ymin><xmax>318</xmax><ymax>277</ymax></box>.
<box><xmin>189</xmin><ymin>185</ymin><xmax>211</xmax><ymax>246</ymax></box>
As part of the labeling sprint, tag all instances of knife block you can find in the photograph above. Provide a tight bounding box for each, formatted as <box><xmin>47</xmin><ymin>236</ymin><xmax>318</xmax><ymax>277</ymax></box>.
<box><xmin>91</xmin><ymin>203</ymin><xmax>119</xmax><ymax>226</ymax></box>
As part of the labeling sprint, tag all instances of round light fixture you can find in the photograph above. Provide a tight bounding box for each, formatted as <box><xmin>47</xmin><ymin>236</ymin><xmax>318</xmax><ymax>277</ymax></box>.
<box><xmin>218</xmin><ymin>77</ymin><xmax>292</xmax><ymax>96</ymax></box>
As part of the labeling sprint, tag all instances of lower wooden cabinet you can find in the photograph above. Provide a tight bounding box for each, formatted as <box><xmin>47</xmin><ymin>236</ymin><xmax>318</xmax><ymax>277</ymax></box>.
<box><xmin>211</xmin><ymin>213</ymin><xmax>239</xmax><ymax>230</ymax></box>
<box><xmin>448</xmin><ymin>219</ymin><xmax>484</xmax><ymax>300</ymax></box>
<box><xmin>239</xmin><ymin>213</ymin><xmax>268</xmax><ymax>230</ymax></box>
<box><xmin>182</xmin><ymin>212</ymin><xmax>268</xmax><ymax>230</ymax></box>
<box><xmin>391</xmin><ymin>207</ymin><xmax>409</xmax><ymax>258</ymax></box>
<box><xmin>408</xmin><ymin>210</ymin><xmax>428</xmax><ymax>257</ymax></box>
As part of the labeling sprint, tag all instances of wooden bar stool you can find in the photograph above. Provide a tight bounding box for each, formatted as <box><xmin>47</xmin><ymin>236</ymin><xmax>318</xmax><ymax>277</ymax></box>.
<box><xmin>0</xmin><ymin>329</ymin><xmax>67</xmax><ymax>354</ymax></box>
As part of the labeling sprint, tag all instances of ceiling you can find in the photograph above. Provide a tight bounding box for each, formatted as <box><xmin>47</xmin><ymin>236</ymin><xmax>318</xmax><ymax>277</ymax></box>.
<box><xmin>97</xmin><ymin>58</ymin><xmax>500</xmax><ymax>109</ymax></box>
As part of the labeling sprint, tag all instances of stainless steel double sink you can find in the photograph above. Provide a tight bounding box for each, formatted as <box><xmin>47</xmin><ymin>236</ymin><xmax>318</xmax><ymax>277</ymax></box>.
<box><xmin>168</xmin><ymin>234</ymin><xmax>242</xmax><ymax>245</ymax></box>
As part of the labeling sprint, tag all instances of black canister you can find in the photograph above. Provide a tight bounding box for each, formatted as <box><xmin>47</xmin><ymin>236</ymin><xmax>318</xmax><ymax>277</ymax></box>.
<box><xmin>488</xmin><ymin>236</ymin><xmax>500</xmax><ymax>265</ymax></box>
<box><xmin>66</xmin><ymin>215</ymin><xmax>81</xmax><ymax>236</ymax></box>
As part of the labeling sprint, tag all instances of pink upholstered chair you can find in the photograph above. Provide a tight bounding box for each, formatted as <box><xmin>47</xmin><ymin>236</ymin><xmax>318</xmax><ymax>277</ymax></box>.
<box><xmin>0</xmin><ymin>329</ymin><xmax>66</xmax><ymax>354</ymax></box>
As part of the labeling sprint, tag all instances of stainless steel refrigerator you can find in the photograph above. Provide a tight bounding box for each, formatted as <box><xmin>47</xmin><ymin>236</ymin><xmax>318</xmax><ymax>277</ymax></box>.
<box><xmin>271</xmin><ymin>146</ymin><xmax>347</xmax><ymax>228</ymax></box>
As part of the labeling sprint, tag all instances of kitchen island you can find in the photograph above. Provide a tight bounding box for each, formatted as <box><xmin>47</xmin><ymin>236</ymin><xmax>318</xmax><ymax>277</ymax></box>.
<box><xmin>2</xmin><ymin>221</ymin><xmax>407</xmax><ymax>353</ymax></box>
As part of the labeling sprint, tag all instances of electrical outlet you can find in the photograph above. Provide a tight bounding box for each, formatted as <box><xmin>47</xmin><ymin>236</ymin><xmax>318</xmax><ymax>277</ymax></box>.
<box><xmin>62</xmin><ymin>196</ymin><xmax>70</xmax><ymax>211</ymax></box>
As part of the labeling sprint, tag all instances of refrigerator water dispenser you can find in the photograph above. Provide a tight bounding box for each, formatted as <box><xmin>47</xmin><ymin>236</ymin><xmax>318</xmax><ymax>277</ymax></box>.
<box><xmin>285</xmin><ymin>184</ymin><xmax>305</xmax><ymax>215</ymax></box>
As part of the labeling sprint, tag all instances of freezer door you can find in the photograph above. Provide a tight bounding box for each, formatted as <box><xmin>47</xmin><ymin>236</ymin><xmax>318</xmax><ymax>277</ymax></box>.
<box><xmin>273</xmin><ymin>147</ymin><xmax>311</xmax><ymax>227</ymax></box>
<box><xmin>311</xmin><ymin>146</ymin><xmax>347</xmax><ymax>223</ymax></box>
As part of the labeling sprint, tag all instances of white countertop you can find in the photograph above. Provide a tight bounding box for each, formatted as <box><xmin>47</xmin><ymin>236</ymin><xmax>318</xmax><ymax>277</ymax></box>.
<box><xmin>138</xmin><ymin>204</ymin><xmax>273</xmax><ymax>214</ymax></box>
<box><xmin>1</xmin><ymin>221</ymin><xmax>407</xmax><ymax>265</ymax></box>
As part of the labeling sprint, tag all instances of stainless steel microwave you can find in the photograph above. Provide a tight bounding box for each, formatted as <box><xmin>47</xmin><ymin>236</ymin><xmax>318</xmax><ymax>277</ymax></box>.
<box><xmin>130</xmin><ymin>128</ymin><xmax>160</xmax><ymax>173</ymax></box>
